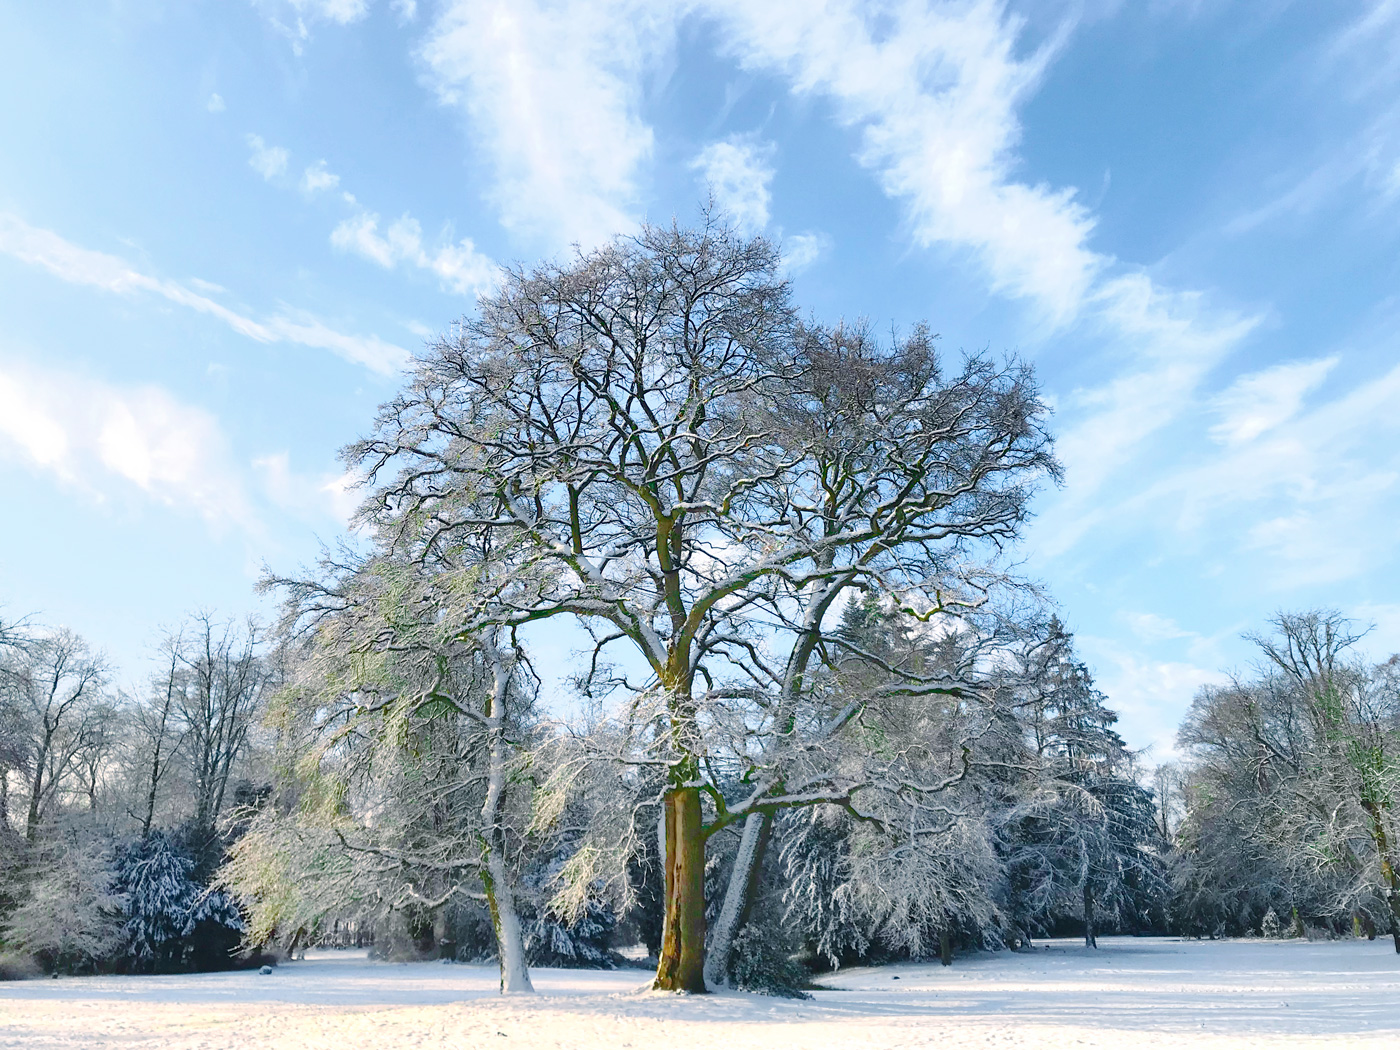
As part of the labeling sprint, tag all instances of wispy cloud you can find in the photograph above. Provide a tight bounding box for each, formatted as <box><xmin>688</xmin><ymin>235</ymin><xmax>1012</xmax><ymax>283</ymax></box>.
<box><xmin>692</xmin><ymin>135</ymin><xmax>775</xmax><ymax>232</ymax></box>
<box><xmin>1209</xmin><ymin>356</ymin><xmax>1338</xmax><ymax>446</ymax></box>
<box><xmin>245</xmin><ymin>137</ymin><xmax>496</xmax><ymax>298</ymax></box>
<box><xmin>709</xmin><ymin>0</ymin><xmax>1096</xmax><ymax>323</ymax></box>
<box><xmin>1084</xmin><ymin>354</ymin><xmax>1400</xmax><ymax>588</ymax></box>
<box><xmin>207</xmin><ymin>93</ymin><xmax>226</xmax><ymax>114</ymax></box>
<box><xmin>420</xmin><ymin>0</ymin><xmax>680</xmax><ymax>248</ymax></box>
<box><xmin>251</xmin><ymin>0</ymin><xmax>371</xmax><ymax>51</ymax></box>
<box><xmin>246</xmin><ymin>133</ymin><xmax>289</xmax><ymax>181</ymax></box>
<box><xmin>1079</xmin><ymin>634</ymin><xmax>1229</xmax><ymax>758</ymax></box>
<box><xmin>253</xmin><ymin>451</ymin><xmax>361</xmax><ymax>525</ymax></box>
<box><xmin>331</xmin><ymin>210</ymin><xmax>496</xmax><ymax>296</ymax></box>
<box><xmin>0</xmin><ymin>213</ymin><xmax>409</xmax><ymax>374</ymax></box>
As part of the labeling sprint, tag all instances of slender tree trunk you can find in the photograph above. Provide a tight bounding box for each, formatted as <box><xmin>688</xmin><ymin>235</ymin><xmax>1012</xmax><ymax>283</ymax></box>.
<box><xmin>1362</xmin><ymin>802</ymin><xmax>1400</xmax><ymax>954</ymax></box>
<box><xmin>25</xmin><ymin>753</ymin><xmax>45</xmax><ymax>842</ymax></box>
<box><xmin>939</xmin><ymin>928</ymin><xmax>953</xmax><ymax>966</ymax></box>
<box><xmin>482</xmin><ymin>840</ymin><xmax>533</xmax><ymax>992</ymax></box>
<box><xmin>1083</xmin><ymin>884</ymin><xmax>1096</xmax><ymax>949</ymax></box>
<box><xmin>703</xmin><ymin>809</ymin><xmax>772</xmax><ymax>988</ymax></box>
<box><xmin>654</xmin><ymin>785</ymin><xmax>707</xmax><ymax>992</ymax></box>
<box><xmin>480</xmin><ymin>637</ymin><xmax>533</xmax><ymax>993</ymax></box>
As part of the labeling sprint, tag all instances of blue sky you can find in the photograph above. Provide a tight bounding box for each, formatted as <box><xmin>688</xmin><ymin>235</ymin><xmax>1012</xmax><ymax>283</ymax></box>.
<box><xmin>2</xmin><ymin>0</ymin><xmax>1399</xmax><ymax>757</ymax></box>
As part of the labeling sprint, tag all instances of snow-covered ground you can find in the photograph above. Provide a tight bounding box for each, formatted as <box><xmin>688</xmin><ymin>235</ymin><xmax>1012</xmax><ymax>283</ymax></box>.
<box><xmin>2</xmin><ymin>937</ymin><xmax>1398</xmax><ymax>1049</ymax></box>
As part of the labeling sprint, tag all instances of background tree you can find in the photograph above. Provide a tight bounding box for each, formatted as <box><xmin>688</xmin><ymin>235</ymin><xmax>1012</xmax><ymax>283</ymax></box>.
<box><xmin>175</xmin><ymin>614</ymin><xmax>272</xmax><ymax>853</ymax></box>
<box><xmin>1175</xmin><ymin>611</ymin><xmax>1400</xmax><ymax>949</ymax></box>
<box><xmin>1000</xmin><ymin>620</ymin><xmax>1166</xmax><ymax>947</ymax></box>
<box><xmin>0</xmin><ymin>629</ymin><xmax>110</xmax><ymax>842</ymax></box>
<box><xmin>224</xmin><ymin>550</ymin><xmax>542</xmax><ymax>992</ymax></box>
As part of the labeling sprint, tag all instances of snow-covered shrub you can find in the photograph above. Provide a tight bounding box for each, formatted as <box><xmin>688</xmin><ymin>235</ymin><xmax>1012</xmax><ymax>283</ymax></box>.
<box><xmin>115</xmin><ymin>830</ymin><xmax>243</xmax><ymax>971</ymax></box>
<box><xmin>0</xmin><ymin>950</ymin><xmax>40</xmax><ymax>981</ymax></box>
<box><xmin>727</xmin><ymin>922</ymin><xmax>811</xmax><ymax>999</ymax></box>
<box><xmin>446</xmin><ymin>900</ymin><xmax>498</xmax><ymax>962</ymax></box>
<box><xmin>1260</xmin><ymin>908</ymin><xmax>1281</xmax><ymax>939</ymax></box>
<box><xmin>2</xmin><ymin>834</ymin><xmax>125</xmax><ymax>973</ymax></box>
<box><xmin>526</xmin><ymin>899</ymin><xmax>620</xmax><ymax>968</ymax></box>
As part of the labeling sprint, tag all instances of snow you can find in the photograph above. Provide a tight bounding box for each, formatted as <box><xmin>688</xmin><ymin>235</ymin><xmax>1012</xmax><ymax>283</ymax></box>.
<box><xmin>3</xmin><ymin>938</ymin><xmax>1399</xmax><ymax>1049</ymax></box>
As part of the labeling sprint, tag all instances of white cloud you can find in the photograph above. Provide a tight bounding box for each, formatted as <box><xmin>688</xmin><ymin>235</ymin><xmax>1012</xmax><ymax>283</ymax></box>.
<box><xmin>207</xmin><ymin>93</ymin><xmax>226</xmax><ymax>113</ymax></box>
<box><xmin>246</xmin><ymin>133</ymin><xmax>290</xmax><ymax>181</ymax></box>
<box><xmin>253</xmin><ymin>451</ymin><xmax>361</xmax><ymax>525</ymax></box>
<box><xmin>420</xmin><ymin>0</ymin><xmax>680</xmax><ymax>248</ymax></box>
<box><xmin>331</xmin><ymin>210</ymin><xmax>496</xmax><ymax>296</ymax></box>
<box><xmin>253</xmin><ymin>0</ymin><xmax>372</xmax><ymax>31</ymax></box>
<box><xmin>392</xmin><ymin>0</ymin><xmax>418</xmax><ymax>20</ymax></box>
<box><xmin>1034</xmin><ymin>278</ymin><xmax>1261</xmax><ymax>555</ymax></box>
<box><xmin>1209</xmin><ymin>356</ymin><xmax>1337</xmax><ymax>446</ymax></box>
<box><xmin>251</xmin><ymin>0</ymin><xmax>368</xmax><ymax>53</ymax></box>
<box><xmin>0</xmin><ymin>213</ymin><xmax>408</xmax><ymax>374</ymax></box>
<box><xmin>783</xmin><ymin>230</ymin><xmax>830</xmax><ymax>272</ymax></box>
<box><xmin>1123</xmin><ymin>611</ymin><xmax>1192</xmax><ymax>644</ymax></box>
<box><xmin>301</xmin><ymin>160</ymin><xmax>340</xmax><ymax>194</ymax></box>
<box><xmin>1080</xmin><ymin>635</ymin><xmax>1230</xmax><ymax>758</ymax></box>
<box><xmin>0</xmin><ymin>361</ymin><xmax>255</xmax><ymax>531</ymax></box>
<box><xmin>691</xmin><ymin>136</ymin><xmax>775</xmax><ymax>232</ymax></box>
<box><xmin>300</xmin><ymin>0</ymin><xmax>369</xmax><ymax>20</ymax></box>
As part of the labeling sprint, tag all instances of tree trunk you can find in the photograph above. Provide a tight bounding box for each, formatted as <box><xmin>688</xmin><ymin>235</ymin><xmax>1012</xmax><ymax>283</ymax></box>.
<box><xmin>1362</xmin><ymin>802</ymin><xmax>1400</xmax><ymax>954</ymax></box>
<box><xmin>25</xmin><ymin>757</ymin><xmax>45</xmax><ymax>842</ymax></box>
<box><xmin>939</xmin><ymin>928</ymin><xmax>953</xmax><ymax>966</ymax></box>
<box><xmin>1083</xmin><ymin>884</ymin><xmax>1097</xmax><ymax>949</ymax></box>
<box><xmin>703</xmin><ymin>809</ymin><xmax>771</xmax><ymax>989</ymax></box>
<box><xmin>480</xmin><ymin>635</ymin><xmax>533</xmax><ymax>993</ymax></box>
<box><xmin>482</xmin><ymin>841</ymin><xmax>533</xmax><ymax>993</ymax></box>
<box><xmin>654</xmin><ymin>785</ymin><xmax>707</xmax><ymax>992</ymax></box>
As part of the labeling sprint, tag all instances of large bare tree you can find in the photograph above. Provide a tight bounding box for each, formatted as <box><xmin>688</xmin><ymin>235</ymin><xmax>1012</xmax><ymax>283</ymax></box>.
<box><xmin>349</xmin><ymin>219</ymin><xmax>1058</xmax><ymax>990</ymax></box>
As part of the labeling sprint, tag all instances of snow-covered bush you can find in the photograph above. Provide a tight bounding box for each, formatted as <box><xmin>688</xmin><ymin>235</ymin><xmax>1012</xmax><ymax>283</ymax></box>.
<box><xmin>727</xmin><ymin>922</ymin><xmax>811</xmax><ymax>999</ymax></box>
<box><xmin>115</xmin><ymin>830</ymin><xmax>243</xmax><ymax>971</ymax></box>
<box><xmin>525</xmin><ymin>899</ymin><xmax>620</xmax><ymax>968</ymax></box>
<box><xmin>2</xmin><ymin>834</ymin><xmax>125</xmax><ymax>973</ymax></box>
<box><xmin>1261</xmin><ymin>908</ymin><xmax>1281</xmax><ymax>938</ymax></box>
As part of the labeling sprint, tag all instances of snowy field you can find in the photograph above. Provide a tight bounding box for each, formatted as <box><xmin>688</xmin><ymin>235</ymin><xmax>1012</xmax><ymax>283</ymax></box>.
<box><xmin>2</xmin><ymin>938</ymin><xmax>1398</xmax><ymax>1050</ymax></box>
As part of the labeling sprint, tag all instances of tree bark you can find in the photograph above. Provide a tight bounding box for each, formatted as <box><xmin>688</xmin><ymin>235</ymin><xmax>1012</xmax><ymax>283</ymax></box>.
<box><xmin>1361</xmin><ymin>801</ymin><xmax>1400</xmax><ymax>954</ymax></box>
<box><xmin>703</xmin><ymin>809</ymin><xmax>772</xmax><ymax>988</ymax></box>
<box><xmin>482</xmin><ymin>841</ymin><xmax>533</xmax><ymax>993</ymax></box>
<box><xmin>480</xmin><ymin>636</ymin><xmax>534</xmax><ymax>993</ymax></box>
<box><xmin>24</xmin><ymin>735</ymin><xmax>49</xmax><ymax>842</ymax></box>
<box><xmin>1083</xmin><ymin>884</ymin><xmax>1097</xmax><ymax>949</ymax></box>
<box><xmin>939</xmin><ymin>928</ymin><xmax>953</xmax><ymax>966</ymax></box>
<box><xmin>654</xmin><ymin>785</ymin><xmax>707</xmax><ymax>992</ymax></box>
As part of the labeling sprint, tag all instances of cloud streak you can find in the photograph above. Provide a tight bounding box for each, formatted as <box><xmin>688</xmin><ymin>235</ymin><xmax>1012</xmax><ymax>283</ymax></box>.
<box><xmin>420</xmin><ymin>0</ymin><xmax>680</xmax><ymax>248</ymax></box>
<box><xmin>709</xmin><ymin>0</ymin><xmax>1096</xmax><ymax>322</ymax></box>
<box><xmin>331</xmin><ymin>209</ymin><xmax>496</xmax><ymax>296</ymax></box>
<box><xmin>0</xmin><ymin>213</ymin><xmax>409</xmax><ymax>374</ymax></box>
